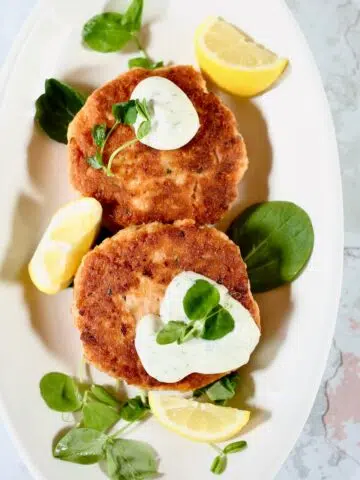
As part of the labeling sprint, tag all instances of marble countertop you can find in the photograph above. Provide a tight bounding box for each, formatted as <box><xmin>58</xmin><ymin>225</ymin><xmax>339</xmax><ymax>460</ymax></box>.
<box><xmin>0</xmin><ymin>0</ymin><xmax>359</xmax><ymax>479</ymax></box>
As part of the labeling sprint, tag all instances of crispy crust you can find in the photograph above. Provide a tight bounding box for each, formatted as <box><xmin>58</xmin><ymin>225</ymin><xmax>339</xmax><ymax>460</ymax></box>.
<box><xmin>68</xmin><ymin>66</ymin><xmax>247</xmax><ymax>231</ymax></box>
<box><xmin>73</xmin><ymin>221</ymin><xmax>260</xmax><ymax>391</ymax></box>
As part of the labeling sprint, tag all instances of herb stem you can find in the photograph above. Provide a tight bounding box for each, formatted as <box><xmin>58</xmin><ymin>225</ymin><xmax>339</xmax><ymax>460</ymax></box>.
<box><xmin>133</xmin><ymin>34</ymin><xmax>150</xmax><ymax>61</ymax></box>
<box><xmin>210</xmin><ymin>443</ymin><xmax>223</xmax><ymax>455</ymax></box>
<box><xmin>101</xmin><ymin>121</ymin><xmax>119</xmax><ymax>155</ymax></box>
<box><xmin>106</xmin><ymin>138</ymin><xmax>138</xmax><ymax>175</ymax></box>
<box><xmin>111</xmin><ymin>421</ymin><xmax>134</xmax><ymax>439</ymax></box>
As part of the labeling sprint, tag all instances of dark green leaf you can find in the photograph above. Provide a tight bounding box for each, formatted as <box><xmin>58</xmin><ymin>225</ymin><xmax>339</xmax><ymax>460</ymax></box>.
<box><xmin>223</xmin><ymin>440</ymin><xmax>247</xmax><ymax>454</ymax></box>
<box><xmin>82</xmin><ymin>13</ymin><xmax>132</xmax><ymax>53</ymax></box>
<box><xmin>137</xmin><ymin>120</ymin><xmax>151</xmax><ymax>139</ymax></box>
<box><xmin>228</xmin><ymin>201</ymin><xmax>314</xmax><ymax>293</ymax></box>
<box><xmin>53</xmin><ymin>428</ymin><xmax>108</xmax><ymax>464</ymax></box>
<box><xmin>87</xmin><ymin>152</ymin><xmax>104</xmax><ymax>169</ymax></box>
<box><xmin>83</xmin><ymin>397</ymin><xmax>121</xmax><ymax>432</ymax></box>
<box><xmin>106</xmin><ymin>438</ymin><xmax>158</xmax><ymax>480</ymax></box>
<box><xmin>128</xmin><ymin>57</ymin><xmax>164</xmax><ymax>70</ymax></box>
<box><xmin>195</xmin><ymin>373</ymin><xmax>239</xmax><ymax>403</ymax></box>
<box><xmin>112</xmin><ymin>100</ymin><xmax>137</xmax><ymax>125</ymax></box>
<box><xmin>202</xmin><ymin>305</ymin><xmax>235</xmax><ymax>340</ymax></box>
<box><xmin>40</xmin><ymin>372</ymin><xmax>82</xmax><ymax>412</ymax></box>
<box><xmin>121</xmin><ymin>0</ymin><xmax>144</xmax><ymax>33</ymax></box>
<box><xmin>92</xmin><ymin>123</ymin><xmax>107</xmax><ymax>147</ymax></box>
<box><xmin>156</xmin><ymin>321</ymin><xmax>187</xmax><ymax>345</ymax></box>
<box><xmin>91</xmin><ymin>385</ymin><xmax>120</xmax><ymax>408</ymax></box>
<box><xmin>120</xmin><ymin>396</ymin><xmax>149</xmax><ymax>422</ymax></box>
<box><xmin>210</xmin><ymin>455</ymin><xmax>227</xmax><ymax>475</ymax></box>
<box><xmin>35</xmin><ymin>78</ymin><xmax>86</xmax><ymax>144</ymax></box>
<box><xmin>183</xmin><ymin>279</ymin><xmax>220</xmax><ymax>321</ymax></box>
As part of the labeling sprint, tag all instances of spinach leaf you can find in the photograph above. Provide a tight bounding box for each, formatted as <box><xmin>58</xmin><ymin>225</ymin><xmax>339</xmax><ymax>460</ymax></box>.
<box><xmin>183</xmin><ymin>279</ymin><xmax>220</xmax><ymax>320</ymax></box>
<box><xmin>106</xmin><ymin>438</ymin><xmax>158</xmax><ymax>480</ymax></box>
<box><xmin>35</xmin><ymin>79</ymin><xmax>86</xmax><ymax>144</ymax></box>
<box><xmin>90</xmin><ymin>385</ymin><xmax>120</xmax><ymax>408</ymax></box>
<box><xmin>228</xmin><ymin>201</ymin><xmax>314</xmax><ymax>293</ymax></box>
<box><xmin>53</xmin><ymin>428</ymin><xmax>108</xmax><ymax>464</ymax></box>
<box><xmin>82</xmin><ymin>396</ymin><xmax>121</xmax><ymax>432</ymax></box>
<box><xmin>120</xmin><ymin>395</ymin><xmax>149</xmax><ymax>422</ymax></box>
<box><xmin>82</xmin><ymin>13</ymin><xmax>132</xmax><ymax>53</ymax></box>
<box><xmin>121</xmin><ymin>0</ymin><xmax>144</xmax><ymax>33</ymax></box>
<box><xmin>223</xmin><ymin>441</ymin><xmax>247</xmax><ymax>454</ymax></box>
<box><xmin>210</xmin><ymin>455</ymin><xmax>227</xmax><ymax>475</ymax></box>
<box><xmin>112</xmin><ymin>100</ymin><xmax>138</xmax><ymax>125</ymax></box>
<box><xmin>194</xmin><ymin>373</ymin><xmax>239</xmax><ymax>404</ymax></box>
<box><xmin>202</xmin><ymin>305</ymin><xmax>235</xmax><ymax>341</ymax></box>
<box><xmin>128</xmin><ymin>57</ymin><xmax>164</xmax><ymax>70</ymax></box>
<box><xmin>40</xmin><ymin>372</ymin><xmax>82</xmax><ymax>412</ymax></box>
<box><xmin>156</xmin><ymin>321</ymin><xmax>187</xmax><ymax>345</ymax></box>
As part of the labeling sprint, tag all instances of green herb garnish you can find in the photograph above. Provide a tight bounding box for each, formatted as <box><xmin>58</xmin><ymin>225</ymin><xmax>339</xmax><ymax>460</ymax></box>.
<box><xmin>39</xmin><ymin>372</ymin><xmax>82</xmax><ymax>412</ymax></box>
<box><xmin>156</xmin><ymin>279</ymin><xmax>235</xmax><ymax>345</ymax></box>
<box><xmin>87</xmin><ymin>98</ymin><xmax>152</xmax><ymax>176</ymax></box>
<box><xmin>209</xmin><ymin>441</ymin><xmax>247</xmax><ymax>475</ymax></box>
<box><xmin>228</xmin><ymin>201</ymin><xmax>314</xmax><ymax>292</ymax></box>
<box><xmin>82</xmin><ymin>0</ymin><xmax>163</xmax><ymax>68</ymax></box>
<box><xmin>40</xmin><ymin>371</ymin><xmax>159</xmax><ymax>479</ymax></box>
<box><xmin>193</xmin><ymin>373</ymin><xmax>239</xmax><ymax>405</ymax></box>
<box><xmin>35</xmin><ymin>79</ymin><xmax>86</xmax><ymax>144</ymax></box>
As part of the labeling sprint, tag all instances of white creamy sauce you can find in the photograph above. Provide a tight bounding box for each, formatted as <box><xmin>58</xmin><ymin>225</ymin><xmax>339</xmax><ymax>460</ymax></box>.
<box><xmin>135</xmin><ymin>272</ymin><xmax>261</xmax><ymax>383</ymax></box>
<box><xmin>130</xmin><ymin>77</ymin><xmax>200</xmax><ymax>150</ymax></box>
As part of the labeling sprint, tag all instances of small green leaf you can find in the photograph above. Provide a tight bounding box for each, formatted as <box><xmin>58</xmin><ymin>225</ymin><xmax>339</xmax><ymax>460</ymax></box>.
<box><xmin>90</xmin><ymin>385</ymin><xmax>120</xmax><ymax>408</ymax></box>
<box><xmin>120</xmin><ymin>396</ymin><xmax>149</xmax><ymax>422</ymax></box>
<box><xmin>228</xmin><ymin>201</ymin><xmax>314</xmax><ymax>293</ymax></box>
<box><xmin>112</xmin><ymin>100</ymin><xmax>137</xmax><ymax>125</ymax></box>
<box><xmin>137</xmin><ymin>120</ymin><xmax>151</xmax><ymax>139</ymax></box>
<box><xmin>92</xmin><ymin>123</ymin><xmax>107</xmax><ymax>147</ymax></box>
<box><xmin>195</xmin><ymin>373</ymin><xmax>239</xmax><ymax>404</ymax></box>
<box><xmin>202</xmin><ymin>305</ymin><xmax>235</xmax><ymax>340</ymax></box>
<box><xmin>40</xmin><ymin>372</ymin><xmax>82</xmax><ymax>412</ymax></box>
<box><xmin>128</xmin><ymin>57</ymin><xmax>164</xmax><ymax>70</ymax></box>
<box><xmin>156</xmin><ymin>321</ymin><xmax>187</xmax><ymax>345</ymax></box>
<box><xmin>121</xmin><ymin>0</ymin><xmax>144</xmax><ymax>33</ymax></box>
<box><xmin>223</xmin><ymin>440</ymin><xmax>247</xmax><ymax>455</ymax></box>
<box><xmin>87</xmin><ymin>152</ymin><xmax>104</xmax><ymax>170</ymax></box>
<box><xmin>183</xmin><ymin>279</ymin><xmax>220</xmax><ymax>321</ymax></box>
<box><xmin>135</xmin><ymin>98</ymin><xmax>151</xmax><ymax>122</ymax></box>
<box><xmin>177</xmin><ymin>323</ymin><xmax>197</xmax><ymax>344</ymax></box>
<box><xmin>83</xmin><ymin>397</ymin><xmax>121</xmax><ymax>432</ymax></box>
<box><xmin>82</xmin><ymin>13</ymin><xmax>132</xmax><ymax>53</ymax></box>
<box><xmin>210</xmin><ymin>454</ymin><xmax>227</xmax><ymax>475</ymax></box>
<box><xmin>106</xmin><ymin>438</ymin><xmax>158</xmax><ymax>480</ymax></box>
<box><xmin>53</xmin><ymin>428</ymin><xmax>108</xmax><ymax>464</ymax></box>
<box><xmin>35</xmin><ymin>78</ymin><xmax>86</xmax><ymax>144</ymax></box>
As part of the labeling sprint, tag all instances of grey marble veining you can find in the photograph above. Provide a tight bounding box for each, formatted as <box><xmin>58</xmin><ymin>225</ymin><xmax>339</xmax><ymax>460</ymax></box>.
<box><xmin>0</xmin><ymin>1</ymin><xmax>359</xmax><ymax>479</ymax></box>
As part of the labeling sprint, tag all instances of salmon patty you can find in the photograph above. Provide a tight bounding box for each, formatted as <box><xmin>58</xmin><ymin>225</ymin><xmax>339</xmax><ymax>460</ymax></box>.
<box><xmin>68</xmin><ymin>66</ymin><xmax>247</xmax><ymax>231</ymax></box>
<box><xmin>73</xmin><ymin>221</ymin><xmax>260</xmax><ymax>391</ymax></box>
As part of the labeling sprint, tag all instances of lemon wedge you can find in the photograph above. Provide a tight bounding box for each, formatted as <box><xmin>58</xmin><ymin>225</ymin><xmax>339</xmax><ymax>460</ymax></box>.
<box><xmin>195</xmin><ymin>16</ymin><xmax>288</xmax><ymax>97</ymax></box>
<box><xmin>29</xmin><ymin>197</ymin><xmax>102</xmax><ymax>294</ymax></box>
<box><xmin>149</xmin><ymin>392</ymin><xmax>250</xmax><ymax>443</ymax></box>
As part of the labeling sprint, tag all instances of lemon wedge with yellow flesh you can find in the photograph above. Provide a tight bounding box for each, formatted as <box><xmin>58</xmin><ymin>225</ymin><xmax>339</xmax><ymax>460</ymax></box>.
<box><xmin>195</xmin><ymin>16</ymin><xmax>288</xmax><ymax>97</ymax></box>
<box><xmin>149</xmin><ymin>392</ymin><xmax>250</xmax><ymax>443</ymax></box>
<box><xmin>29</xmin><ymin>197</ymin><xmax>102</xmax><ymax>294</ymax></box>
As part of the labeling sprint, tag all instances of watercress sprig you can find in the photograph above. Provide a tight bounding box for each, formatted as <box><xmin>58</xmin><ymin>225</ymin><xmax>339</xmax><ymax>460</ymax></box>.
<box><xmin>82</xmin><ymin>0</ymin><xmax>163</xmax><ymax>69</ymax></box>
<box><xmin>87</xmin><ymin>98</ymin><xmax>152</xmax><ymax>176</ymax></box>
<box><xmin>156</xmin><ymin>279</ymin><xmax>235</xmax><ymax>345</ymax></box>
<box><xmin>210</xmin><ymin>441</ymin><xmax>247</xmax><ymax>475</ymax></box>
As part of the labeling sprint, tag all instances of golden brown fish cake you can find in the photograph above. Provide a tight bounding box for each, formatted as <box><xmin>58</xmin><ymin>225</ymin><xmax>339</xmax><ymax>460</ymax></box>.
<box><xmin>68</xmin><ymin>66</ymin><xmax>247</xmax><ymax>231</ymax></box>
<box><xmin>73</xmin><ymin>220</ymin><xmax>260</xmax><ymax>391</ymax></box>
